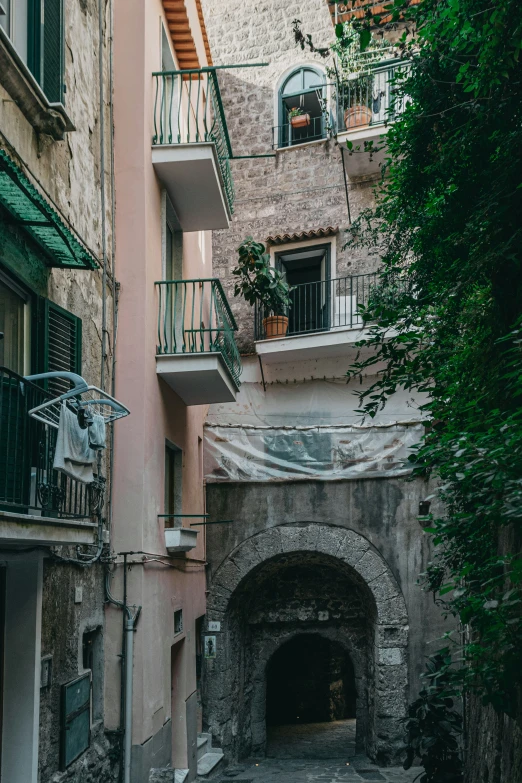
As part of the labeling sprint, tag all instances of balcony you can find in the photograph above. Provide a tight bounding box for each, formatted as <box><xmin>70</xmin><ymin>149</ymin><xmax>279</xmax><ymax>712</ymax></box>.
<box><xmin>336</xmin><ymin>59</ymin><xmax>408</xmax><ymax>177</ymax></box>
<box><xmin>254</xmin><ymin>272</ymin><xmax>378</xmax><ymax>363</ymax></box>
<box><xmin>151</xmin><ymin>68</ymin><xmax>235</xmax><ymax>231</ymax></box>
<box><xmin>155</xmin><ymin>279</ymin><xmax>242</xmax><ymax>405</ymax></box>
<box><xmin>273</xmin><ymin>115</ymin><xmax>327</xmax><ymax>150</ymax></box>
<box><xmin>0</xmin><ymin>367</ymin><xmax>102</xmax><ymax>545</ymax></box>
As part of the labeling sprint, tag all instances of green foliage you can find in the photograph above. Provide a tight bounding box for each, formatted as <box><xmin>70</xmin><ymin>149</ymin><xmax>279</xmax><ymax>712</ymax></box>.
<box><xmin>232</xmin><ymin>237</ymin><xmax>293</xmax><ymax>315</ymax></box>
<box><xmin>344</xmin><ymin>0</ymin><xmax>522</xmax><ymax>727</ymax></box>
<box><xmin>403</xmin><ymin>653</ymin><xmax>463</xmax><ymax>783</ymax></box>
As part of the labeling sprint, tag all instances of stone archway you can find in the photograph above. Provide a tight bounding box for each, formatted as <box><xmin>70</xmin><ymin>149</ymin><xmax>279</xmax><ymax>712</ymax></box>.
<box><xmin>203</xmin><ymin>524</ymin><xmax>408</xmax><ymax>765</ymax></box>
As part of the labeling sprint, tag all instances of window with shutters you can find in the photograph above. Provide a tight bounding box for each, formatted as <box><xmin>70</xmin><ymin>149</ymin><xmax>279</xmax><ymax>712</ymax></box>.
<box><xmin>1</xmin><ymin>0</ymin><xmax>65</xmax><ymax>105</ymax></box>
<box><xmin>41</xmin><ymin>299</ymin><xmax>82</xmax><ymax>396</ymax></box>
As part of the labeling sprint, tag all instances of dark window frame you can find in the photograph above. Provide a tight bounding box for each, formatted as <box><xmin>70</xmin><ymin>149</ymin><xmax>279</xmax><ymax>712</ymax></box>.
<box><xmin>278</xmin><ymin>66</ymin><xmax>326</xmax><ymax>149</ymax></box>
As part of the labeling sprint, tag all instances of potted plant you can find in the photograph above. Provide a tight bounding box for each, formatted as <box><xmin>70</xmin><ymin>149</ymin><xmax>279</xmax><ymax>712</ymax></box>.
<box><xmin>334</xmin><ymin>28</ymin><xmax>389</xmax><ymax>130</ymax></box>
<box><xmin>233</xmin><ymin>237</ymin><xmax>293</xmax><ymax>339</ymax></box>
<box><xmin>288</xmin><ymin>106</ymin><xmax>311</xmax><ymax>129</ymax></box>
<box><xmin>293</xmin><ymin>19</ymin><xmax>390</xmax><ymax>130</ymax></box>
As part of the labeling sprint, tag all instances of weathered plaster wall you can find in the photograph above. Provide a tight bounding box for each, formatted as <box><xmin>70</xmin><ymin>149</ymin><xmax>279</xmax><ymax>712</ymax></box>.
<box><xmin>200</xmin><ymin>0</ymin><xmax>379</xmax><ymax>354</ymax></box>
<box><xmin>0</xmin><ymin>1</ymin><xmax>116</xmax><ymax>781</ymax></box>
<box><xmin>39</xmin><ymin>561</ymin><xmax>118</xmax><ymax>783</ymax></box>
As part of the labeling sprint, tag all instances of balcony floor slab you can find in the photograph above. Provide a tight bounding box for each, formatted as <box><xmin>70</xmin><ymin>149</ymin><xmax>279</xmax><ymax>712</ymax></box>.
<box><xmin>152</xmin><ymin>142</ymin><xmax>231</xmax><ymax>231</ymax></box>
<box><xmin>0</xmin><ymin>510</ymin><xmax>97</xmax><ymax>547</ymax></box>
<box><xmin>337</xmin><ymin>125</ymin><xmax>388</xmax><ymax>178</ymax></box>
<box><xmin>255</xmin><ymin>325</ymin><xmax>373</xmax><ymax>363</ymax></box>
<box><xmin>156</xmin><ymin>352</ymin><xmax>239</xmax><ymax>405</ymax></box>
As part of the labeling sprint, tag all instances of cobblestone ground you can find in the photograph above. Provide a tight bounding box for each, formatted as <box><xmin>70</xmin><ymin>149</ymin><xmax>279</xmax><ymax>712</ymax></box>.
<box><xmin>210</xmin><ymin>721</ymin><xmax>421</xmax><ymax>783</ymax></box>
<box><xmin>215</xmin><ymin>757</ymin><xmax>422</xmax><ymax>782</ymax></box>
<box><xmin>267</xmin><ymin>720</ymin><xmax>356</xmax><ymax>759</ymax></box>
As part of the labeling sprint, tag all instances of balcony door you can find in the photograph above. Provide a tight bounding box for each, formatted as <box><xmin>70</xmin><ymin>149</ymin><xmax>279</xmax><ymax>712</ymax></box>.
<box><xmin>279</xmin><ymin>67</ymin><xmax>326</xmax><ymax>148</ymax></box>
<box><xmin>0</xmin><ymin>273</ymin><xmax>29</xmax><ymax>375</ymax></box>
<box><xmin>276</xmin><ymin>245</ymin><xmax>331</xmax><ymax>335</ymax></box>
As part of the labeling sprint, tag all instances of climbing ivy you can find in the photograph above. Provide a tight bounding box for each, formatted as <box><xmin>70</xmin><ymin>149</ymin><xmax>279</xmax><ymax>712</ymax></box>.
<box><xmin>403</xmin><ymin>653</ymin><xmax>463</xmax><ymax>783</ymax></box>
<box><xmin>342</xmin><ymin>0</ymin><xmax>522</xmax><ymax>727</ymax></box>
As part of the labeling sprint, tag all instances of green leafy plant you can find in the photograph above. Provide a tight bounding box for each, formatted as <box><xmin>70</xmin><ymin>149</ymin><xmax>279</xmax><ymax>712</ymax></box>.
<box><xmin>288</xmin><ymin>106</ymin><xmax>304</xmax><ymax>119</ymax></box>
<box><xmin>292</xmin><ymin>17</ymin><xmax>390</xmax><ymax>112</ymax></box>
<box><xmin>342</xmin><ymin>0</ymin><xmax>522</xmax><ymax>728</ymax></box>
<box><xmin>232</xmin><ymin>237</ymin><xmax>293</xmax><ymax>316</ymax></box>
<box><xmin>403</xmin><ymin>653</ymin><xmax>463</xmax><ymax>783</ymax></box>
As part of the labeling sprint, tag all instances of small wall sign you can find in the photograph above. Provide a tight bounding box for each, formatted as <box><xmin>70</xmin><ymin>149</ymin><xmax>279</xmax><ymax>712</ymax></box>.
<box><xmin>208</xmin><ymin>621</ymin><xmax>221</xmax><ymax>632</ymax></box>
<box><xmin>204</xmin><ymin>635</ymin><xmax>217</xmax><ymax>659</ymax></box>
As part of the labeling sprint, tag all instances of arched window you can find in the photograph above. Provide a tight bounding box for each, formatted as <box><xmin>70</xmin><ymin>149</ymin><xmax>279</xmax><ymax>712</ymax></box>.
<box><xmin>278</xmin><ymin>66</ymin><xmax>326</xmax><ymax>148</ymax></box>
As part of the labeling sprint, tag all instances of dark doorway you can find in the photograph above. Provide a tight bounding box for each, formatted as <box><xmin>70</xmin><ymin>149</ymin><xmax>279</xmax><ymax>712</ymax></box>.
<box><xmin>266</xmin><ymin>635</ymin><xmax>356</xmax><ymax>726</ymax></box>
<box><xmin>276</xmin><ymin>245</ymin><xmax>331</xmax><ymax>335</ymax></box>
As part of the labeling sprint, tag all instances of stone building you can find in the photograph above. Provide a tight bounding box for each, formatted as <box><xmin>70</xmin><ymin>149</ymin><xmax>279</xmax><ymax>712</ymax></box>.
<box><xmin>199</xmin><ymin>0</ymin><xmax>448</xmax><ymax>767</ymax></box>
<box><xmin>0</xmin><ymin>0</ymin><xmax>118</xmax><ymax>781</ymax></box>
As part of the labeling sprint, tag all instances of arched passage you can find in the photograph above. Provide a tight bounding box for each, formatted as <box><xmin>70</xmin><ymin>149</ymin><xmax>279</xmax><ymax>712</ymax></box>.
<box><xmin>203</xmin><ymin>524</ymin><xmax>408</xmax><ymax>765</ymax></box>
<box><xmin>267</xmin><ymin>634</ymin><xmax>356</xmax><ymax>725</ymax></box>
<box><xmin>265</xmin><ymin>634</ymin><xmax>357</xmax><ymax>759</ymax></box>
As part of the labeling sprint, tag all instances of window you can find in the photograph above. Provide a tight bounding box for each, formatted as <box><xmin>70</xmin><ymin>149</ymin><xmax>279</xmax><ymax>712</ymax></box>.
<box><xmin>278</xmin><ymin>66</ymin><xmax>326</xmax><ymax>149</ymax></box>
<box><xmin>276</xmin><ymin>244</ymin><xmax>331</xmax><ymax>334</ymax></box>
<box><xmin>165</xmin><ymin>441</ymin><xmax>182</xmax><ymax>527</ymax></box>
<box><xmin>1</xmin><ymin>0</ymin><xmax>65</xmax><ymax>104</ymax></box>
<box><xmin>174</xmin><ymin>609</ymin><xmax>183</xmax><ymax>635</ymax></box>
<box><xmin>33</xmin><ymin>296</ymin><xmax>82</xmax><ymax>396</ymax></box>
<box><xmin>165</xmin><ymin>195</ymin><xmax>182</xmax><ymax>281</ymax></box>
<box><xmin>0</xmin><ymin>272</ymin><xmax>29</xmax><ymax>375</ymax></box>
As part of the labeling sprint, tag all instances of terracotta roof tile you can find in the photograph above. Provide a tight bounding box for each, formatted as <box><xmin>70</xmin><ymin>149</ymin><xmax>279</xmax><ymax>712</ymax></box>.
<box><xmin>266</xmin><ymin>226</ymin><xmax>339</xmax><ymax>245</ymax></box>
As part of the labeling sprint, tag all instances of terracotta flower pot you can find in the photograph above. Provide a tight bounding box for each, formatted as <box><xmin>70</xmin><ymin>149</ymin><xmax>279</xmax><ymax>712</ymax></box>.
<box><xmin>344</xmin><ymin>105</ymin><xmax>372</xmax><ymax>129</ymax></box>
<box><xmin>290</xmin><ymin>113</ymin><xmax>311</xmax><ymax>128</ymax></box>
<box><xmin>262</xmin><ymin>315</ymin><xmax>289</xmax><ymax>339</ymax></box>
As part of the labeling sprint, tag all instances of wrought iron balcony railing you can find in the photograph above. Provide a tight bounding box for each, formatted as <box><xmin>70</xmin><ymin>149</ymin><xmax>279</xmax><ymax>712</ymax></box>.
<box><xmin>156</xmin><ymin>279</ymin><xmax>242</xmax><ymax>389</ymax></box>
<box><xmin>273</xmin><ymin>115</ymin><xmax>327</xmax><ymax>150</ymax></box>
<box><xmin>152</xmin><ymin>68</ymin><xmax>235</xmax><ymax>215</ymax></box>
<box><xmin>254</xmin><ymin>272</ymin><xmax>379</xmax><ymax>340</ymax></box>
<box><xmin>336</xmin><ymin>59</ymin><xmax>408</xmax><ymax>132</ymax></box>
<box><xmin>0</xmin><ymin>367</ymin><xmax>104</xmax><ymax>519</ymax></box>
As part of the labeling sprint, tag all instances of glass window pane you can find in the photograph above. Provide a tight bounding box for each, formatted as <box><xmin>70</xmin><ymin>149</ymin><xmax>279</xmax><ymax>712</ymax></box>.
<box><xmin>0</xmin><ymin>1</ymin><xmax>10</xmax><ymax>35</ymax></box>
<box><xmin>303</xmin><ymin>69</ymin><xmax>322</xmax><ymax>89</ymax></box>
<box><xmin>0</xmin><ymin>279</ymin><xmax>25</xmax><ymax>374</ymax></box>
<box><xmin>282</xmin><ymin>71</ymin><xmax>303</xmax><ymax>95</ymax></box>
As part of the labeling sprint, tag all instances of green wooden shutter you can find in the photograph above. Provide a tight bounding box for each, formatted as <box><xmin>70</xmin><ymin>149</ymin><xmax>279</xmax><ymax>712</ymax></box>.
<box><xmin>27</xmin><ymin>0</ymin><xmax>65</xmax><ymax>104</ymax></box>
<box><xmin>33</xmin><ymin>297</ymin><xmax>82</xmax><ymax>394</ymax></box>
<box><xmin>44</xmin><ymin>300</ymin><xmax>82</xmax><ymax>396</ymax></box>
<box><xmin>42</xmin><ymin>0</ymin><xmax>64</xmax><ymax>104</ymax></box>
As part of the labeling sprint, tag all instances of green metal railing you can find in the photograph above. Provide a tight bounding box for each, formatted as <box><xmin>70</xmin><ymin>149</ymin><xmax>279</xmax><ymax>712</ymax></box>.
<box><xmin>155</xmin><ymin>279</ymin><xmax>242</xmax><ymax>389</ymax></box>
<box><xmin>152</xmin><ymin>68</ymin><xmax>235</xmax><ymax>215</ymax></box>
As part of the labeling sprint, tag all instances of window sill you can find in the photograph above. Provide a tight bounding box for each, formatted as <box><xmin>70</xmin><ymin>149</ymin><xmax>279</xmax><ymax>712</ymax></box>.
<box><xmin>275</xmin><ymin>136</ymin><xmax>329</xmax><ymax>153</ymax></box>
<box><xmin>0</xmin><ymin>28</ymin><xmax>74</xmax><ymax>141</ymax></box>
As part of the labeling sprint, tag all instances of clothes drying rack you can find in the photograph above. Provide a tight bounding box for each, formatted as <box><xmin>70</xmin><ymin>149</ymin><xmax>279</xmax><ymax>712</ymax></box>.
<box><xmin>24</xmin><ymin>371</ymin><xmax>130</xmax><ymax>430</ymax></box>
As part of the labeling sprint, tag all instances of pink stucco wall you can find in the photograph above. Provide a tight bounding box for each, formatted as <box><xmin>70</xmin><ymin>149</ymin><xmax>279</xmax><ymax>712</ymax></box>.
<box><xmin>108</xmin><ymin>0</ymin><xmax>211</xmax><ymax>768</ymax></box>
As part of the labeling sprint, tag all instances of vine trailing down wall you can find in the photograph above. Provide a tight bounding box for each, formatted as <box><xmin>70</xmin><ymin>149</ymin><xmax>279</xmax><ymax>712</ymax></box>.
<box><xmin>303</xmin><ymin>0</ymin><xmax>522</xmax><ymax>779</ymax></box>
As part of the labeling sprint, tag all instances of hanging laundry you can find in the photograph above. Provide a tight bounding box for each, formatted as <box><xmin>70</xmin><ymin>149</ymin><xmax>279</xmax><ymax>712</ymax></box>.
<box><xmin>53</xmin><ymin>403</ymin><xmax>95</xmax><ymax>483</ymax></box>
<box><xmin>88</xmin><ymin>413</ymin><xmax>106</xmax><ymax>450</ymax></box>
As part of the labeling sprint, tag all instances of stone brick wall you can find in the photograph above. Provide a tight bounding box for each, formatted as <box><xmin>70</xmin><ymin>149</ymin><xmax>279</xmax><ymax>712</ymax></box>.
<box><xmin>201</xmin><ymin>0</ymin><xmax>380</xmax><ymax>354</ymax></box>
<box><xmin>0</xmin><ymin>0</ymin><xmax>116</xmax><ymax>780</ymax></box>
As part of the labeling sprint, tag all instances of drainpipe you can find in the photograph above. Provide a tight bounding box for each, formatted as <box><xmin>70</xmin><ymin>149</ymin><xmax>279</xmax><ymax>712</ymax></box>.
<box><xmin>123</xmin><ymin>610</ymin><xmax>135</xmax><ymax>783</ymax></box>
<box><xmin>105</xmin><ymin>560</ymin><xmax>141</xmax><ymax>783</ymax></box>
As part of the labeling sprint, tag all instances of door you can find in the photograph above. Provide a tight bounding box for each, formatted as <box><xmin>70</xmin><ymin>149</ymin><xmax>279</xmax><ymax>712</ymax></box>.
<box><xmin>0</xmin><ymin>275</ymin><xmax>31</xmax><ymax>510</ymax></box>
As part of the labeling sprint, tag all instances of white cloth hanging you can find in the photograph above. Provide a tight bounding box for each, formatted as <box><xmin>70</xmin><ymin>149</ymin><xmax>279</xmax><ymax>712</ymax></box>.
<box><xmin>53</xmin><ymin>403</ymin><xmax>95</xmax><ymax>483</ymax></box>
<box><xmin>88</xmin><ymin>414</ymin><xmax>106</xmax><ymax>450</ymax></box>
